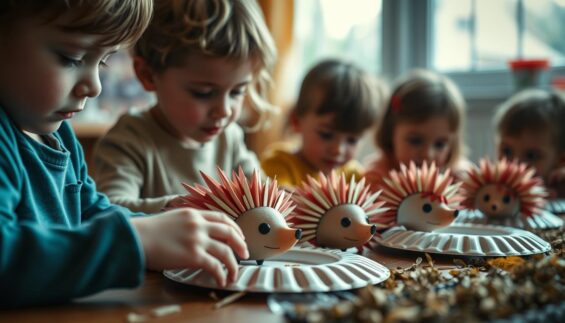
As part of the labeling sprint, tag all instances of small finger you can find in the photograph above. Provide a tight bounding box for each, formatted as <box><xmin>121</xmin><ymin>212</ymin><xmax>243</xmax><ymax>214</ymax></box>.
<box><xmin>197</xmin><ymin>253</ymin><xmax>227</xmax><ymax>287</ymax></box>
<box><xmin>207</xmin><ymin>223</ymin><xmax>249</xmax><ymax>259</ymax></box>
<box><xmin>206</xmin><ymin>240</ymin><xmax>240</xmax><ymax>284</ymax></box>
<box><xmin>201</xmin><ymin>210</ymin><xmax>245</xmax><ymax>240</ymax></box>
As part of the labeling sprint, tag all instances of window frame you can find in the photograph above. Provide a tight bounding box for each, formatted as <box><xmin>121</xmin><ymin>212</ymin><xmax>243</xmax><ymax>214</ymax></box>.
<box><xmin>381</xmin><ymin>0</ymin><xmax>565</xmax><ymax>101</ymax></box>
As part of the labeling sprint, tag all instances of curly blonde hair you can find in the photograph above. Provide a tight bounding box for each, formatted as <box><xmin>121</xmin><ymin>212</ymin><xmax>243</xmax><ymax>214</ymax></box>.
<box><xmin>134</xmin><ymin>0</ymin><xmax>277</xmax><ymax>130</ymax></box>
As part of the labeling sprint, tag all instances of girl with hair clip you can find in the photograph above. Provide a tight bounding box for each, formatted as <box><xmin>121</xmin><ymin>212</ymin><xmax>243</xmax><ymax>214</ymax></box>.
<box><xmin>93</xmin><ymin>0</ymin><xmax>277</xmax><ymax>213</ymax></box>
<box><xmin>261</xmin><ymin>58</ymin><xmax>385</xmax><ymax>189</ymax></box>
<box><xmin>364</xmin><ymin>69</ymin><xmax>471</xmax><ymax>190</ymax></box>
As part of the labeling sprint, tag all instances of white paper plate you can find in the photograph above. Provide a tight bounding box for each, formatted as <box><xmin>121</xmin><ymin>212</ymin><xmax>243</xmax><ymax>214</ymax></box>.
<box><xmin>455</xmin><ymin>209</ymin><xmax>563</xmax><ymax>230</ymax></box>
<box><xmin>372</xmin><ymin>223</ymin><xmax>551</xmax><ymax>257</ymax></box>
<box><xmin>547</xmin><ymin>199</ymin><xmax>565</xmax><ymax>215</ymax></box>
<box><xmin>163</xmin><ymin>246</ymin><xmax>390</xmax><ymax>293</ymax></box>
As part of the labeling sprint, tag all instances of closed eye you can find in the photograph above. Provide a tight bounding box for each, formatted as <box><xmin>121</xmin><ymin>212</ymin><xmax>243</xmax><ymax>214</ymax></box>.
<box><xmin>189</xmin><ymin>89</ymin><xmax>215</xmax><ymax>99</ymax></box>
<box><xmin>229</xmin><ymin>86</ymin><xmax>247</xmax><ymax>98</ymax></box>
<box><xmin>56</xmin><ymin>53</ymin><xmax>84</xmax><ymax>68</ymax></box>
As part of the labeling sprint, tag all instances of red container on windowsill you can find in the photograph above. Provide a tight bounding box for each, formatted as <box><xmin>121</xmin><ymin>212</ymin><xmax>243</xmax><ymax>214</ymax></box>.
<box><xmin>508</xmin><ymin>59</ymin><xmax>550</xmax><ymax>92</ymax></box>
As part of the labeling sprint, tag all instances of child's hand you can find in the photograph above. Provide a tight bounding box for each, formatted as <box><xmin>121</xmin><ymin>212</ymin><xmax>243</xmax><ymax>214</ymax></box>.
<box><xmin>165</xmin><ymin>195</ymin><xmax>190</xmax><ymax>209</ymax></box>
<box><xmin>131</xmin><ymin>208</ymin><xmax>249</xmax><ymax>287</ymax></box>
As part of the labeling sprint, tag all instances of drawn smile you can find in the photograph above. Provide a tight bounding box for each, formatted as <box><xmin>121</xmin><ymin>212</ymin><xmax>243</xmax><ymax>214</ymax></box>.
<box><xmin>426</xmin><ymin>221</ymin><xmax>441</xmax><ymax>225</ymax></box>
<box><xmin>343</xmin><ymin>237</ymin><xmax>358</xmax><ymax>242</ymax></box>
<box><xmin>264</xmin><ymin>245</ymin><xmax>280</xmax><ymax>249</ymax></box>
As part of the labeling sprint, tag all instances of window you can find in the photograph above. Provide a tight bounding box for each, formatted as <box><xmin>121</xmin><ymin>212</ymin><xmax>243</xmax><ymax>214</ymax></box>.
<box><xmin>288</xmin><ymin>0</ymin><xmax>382</xmax><ymax>95</ymax></box>
<box><xmin>380</xmin><ymin>0</ymin><xmax>565</xmax><ymax>100</ymax></box>
<box><xmin>432</xmin><ymin>0</ymin><xmax>565</xmax><ymax>72</ymax></box>
<box><xmin>74</xmin><ymin>50</ymin><xmax>154</xmax><ymax>125</ymax></box>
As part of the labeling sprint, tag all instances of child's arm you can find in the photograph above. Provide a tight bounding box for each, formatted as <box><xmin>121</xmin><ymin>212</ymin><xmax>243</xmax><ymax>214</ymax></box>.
<box><xmin>93</xmin><ymin>116</ymin><xmax>178</xmax><ymax>213</ymax></box>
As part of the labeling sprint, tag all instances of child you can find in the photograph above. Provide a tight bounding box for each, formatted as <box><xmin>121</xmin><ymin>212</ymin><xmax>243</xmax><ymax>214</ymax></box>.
<box><xmin>494</xmin><ymin>89</ymin><xmax>565</xmax><ymax>198</ymax></box>
<box><xmin>261</xmin><ymin>59</ymin><xmax>385</xmax><ymax>188</ymax></box>
<box><xmin>0</xmin><ymin>0</ymin><xmax>248</xmax><ymax>306</ymax></box>
<box><xmin>93</xmin><ymin>0</ymin><xmax>276</xmax><ymax>213</ymax></box>
<box><xmin>364</xmin><ymin>69</ymin><xmax>469</xmax><ymax>189</ymax></box>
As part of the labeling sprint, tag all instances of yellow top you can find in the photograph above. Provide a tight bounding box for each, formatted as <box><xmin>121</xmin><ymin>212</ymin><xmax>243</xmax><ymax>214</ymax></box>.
<box><xmin>261</xmin><ymin>143</ymin><xmax>364</xmax><ymax>188</ymax></box>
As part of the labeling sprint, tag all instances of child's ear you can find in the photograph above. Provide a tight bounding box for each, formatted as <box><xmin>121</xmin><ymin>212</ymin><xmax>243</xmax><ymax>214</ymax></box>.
<box><xmin>289</xmin><ymin>111</ymin><xmax>301</xmax><ymax>132</ymax></box>
<box><xmin>133</xmin><ymin>56</ymin><xmax>157</xmax><ymax>91</ymax></box>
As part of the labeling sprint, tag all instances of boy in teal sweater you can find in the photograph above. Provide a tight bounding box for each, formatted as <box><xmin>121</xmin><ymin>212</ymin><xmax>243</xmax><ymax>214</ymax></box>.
<box><xmin>0</xmin><ymin>0</ymin><xmax>247</xmax><ymax>306</ymax></box>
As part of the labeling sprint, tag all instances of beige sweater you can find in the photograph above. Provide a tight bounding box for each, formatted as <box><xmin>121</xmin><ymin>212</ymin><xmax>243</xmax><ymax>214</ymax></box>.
<box><xmin>93</xmin><ymin>109</ymin><xmax>260</xmax><ymax>213</ymax></box>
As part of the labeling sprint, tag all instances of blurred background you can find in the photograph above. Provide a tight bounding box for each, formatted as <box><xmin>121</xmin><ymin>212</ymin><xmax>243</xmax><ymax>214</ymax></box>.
<box><xmin>74</xmin><ymin>0</ymin><xmax>565</xmax><ymax>169</ymax></box>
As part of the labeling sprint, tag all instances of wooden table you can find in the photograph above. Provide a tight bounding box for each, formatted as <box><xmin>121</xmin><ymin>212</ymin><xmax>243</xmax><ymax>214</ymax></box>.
<box><xmin>0</xmin><ymin>248</ymin><xmax>446</xmax><ymax>323</ymax></box>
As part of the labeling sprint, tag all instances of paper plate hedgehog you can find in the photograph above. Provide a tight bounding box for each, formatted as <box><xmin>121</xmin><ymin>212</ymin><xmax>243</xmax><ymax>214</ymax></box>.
<box><xmin>181</xmin><ymin>167</ymin><xmax>302</xmax><ymax>265</ymax></box>
<box><xmin>290</xmin><ymin>171</ymin><xmax>387</xmax><ymax>252</ymax></box>
<box><xmin>373</xmin><ymin>161</ymin><xmax>462</xmax><ymax>232</ymax></box>
<box><xmin>460</xmin><ymin>158</ymin><xmax>547</xmax><ymax>221</ymax></box>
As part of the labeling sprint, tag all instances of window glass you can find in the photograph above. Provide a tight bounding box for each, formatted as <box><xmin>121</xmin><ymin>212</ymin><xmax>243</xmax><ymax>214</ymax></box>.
<box><xmin>432</xmin><ymin>0</ymin><xmax>565</xmax><ymax>72</ymax></box>
<box><xmin>289</xmin><ymin>0</ymin><xmax>382</xmax><ymax>93</ymax></box>
<box><xmin>523</xmin><ymin>0</ymin><xmax>565</xmax><ymax>66</ymax></box>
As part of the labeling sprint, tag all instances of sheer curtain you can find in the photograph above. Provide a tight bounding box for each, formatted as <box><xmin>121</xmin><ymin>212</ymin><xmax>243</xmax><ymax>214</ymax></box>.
<box><xmin>246</xmin><ymin>0</ymin><xmax>295</xmax><ymax>155</ymax></box>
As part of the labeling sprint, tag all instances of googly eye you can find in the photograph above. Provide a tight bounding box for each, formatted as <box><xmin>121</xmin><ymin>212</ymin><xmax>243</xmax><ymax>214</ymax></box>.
<box><xmin>341</xmin><ymin>217</ymin><xmax>352</xmax><ymax>227</ymax></box>
<box><xmin>502</xmin><ymin>195</ymin><xmax>511</xmax><ymax>204</ymax></box>
<box><xmin>258</xmin><ymin>223</ymin><xmax>271</xmax><ymax>234</ymax></box>
<box><xmin>422</xmin><ymin>203</ymin><xmax>432</xmax><ymax>213</ymax></box>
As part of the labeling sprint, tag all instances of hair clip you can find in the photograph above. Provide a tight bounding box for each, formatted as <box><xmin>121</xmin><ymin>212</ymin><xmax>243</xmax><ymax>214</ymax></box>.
<box><xmin>391</xmin><ymin>95</ymin><xmax>402</xmax><ymax>112</ymax></box>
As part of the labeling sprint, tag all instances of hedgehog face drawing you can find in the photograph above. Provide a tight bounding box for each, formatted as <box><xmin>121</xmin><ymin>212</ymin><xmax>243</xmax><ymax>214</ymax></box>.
<box><xmin>474</xmin><ymin>184</ymin><xmax>519</xmax><ymax>218</ymax></box>
<box><xmin>291</xmin><ymin>171</ymin><xmax>387</xmax><ymax>251</ymax></box>
<box><xmin>397</xmin><ymin>194</ymin><xmax>458</xmax><ymax>231</ymax></box>
<box><xmin>461</xmin><ymin>159</ymin><xmax>547</xmax><ymax>219</ymax></box>
<box><xmin>235</xmin><ymin>207</ymin><xmax>301</xmax><ymax>261</ymax></box>
<box><xmin>181</xmin><ymin>167</ymin><xmax>301</xmax><ymax>265</ymax></box>
<box><xmin>373</xmin><ymin>161</ymin><xmax>462</xmax><ymax>232</ymax></box>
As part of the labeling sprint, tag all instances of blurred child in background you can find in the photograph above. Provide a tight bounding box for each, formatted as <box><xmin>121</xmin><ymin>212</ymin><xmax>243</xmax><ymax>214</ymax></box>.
<box><xmin>364</xmin><ymin>69</ymin><xmax>470</xmax><ymax>189</ymax></box>
<box><xmin>0</xmin><ymin>0</ymin><xmax>248</xmax><ymax>306</ymax></box>
<box><xmin>494</xmin><ymin>89</ymin><xmax>565</xmax><ymax>198</ymax></box>
<box><xmin>261</xmin><ymin>59</ymin><xmax>385</xmax><ymax>188</ymax></box>
<box><xmin>93</xmin><ymin>0</ymin><xmax>276</xmax><ymax>213</ymax></box>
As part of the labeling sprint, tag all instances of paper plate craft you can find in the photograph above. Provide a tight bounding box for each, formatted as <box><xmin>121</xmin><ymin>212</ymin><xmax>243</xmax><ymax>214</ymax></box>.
<box><xmin>371</xmin><ymin>161</ymin><xmax>552</xmax><ymax>257</ymax></box>
<box><xmin>290</xmin><ymin>171</ymin><xmax>388</xmax><ymax>252</ymax></box>
<box><xmin>181</xmin><ymin>167</ymin><xmax>301</xmax><ymax>265</ymax></box>
<box><xmin>164</xmin><ymin>246</ymin><xmax>391</xmax><ymax>293</ymax></box>
<box><xmin>372</xmin><ymin>161</ymin><xmax>462</xmax><ymax>232</ymax></box>
<box><xmin>456</xmin><ymin>158</ymin><xmax>563</xmax><ymax>230</ymax></box>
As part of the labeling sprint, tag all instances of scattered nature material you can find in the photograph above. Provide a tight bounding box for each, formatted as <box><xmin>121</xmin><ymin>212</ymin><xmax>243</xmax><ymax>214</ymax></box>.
<box><xmin>288</xmin><ymin>227</ymin><xmax>565</xmax><ymax>322</ymax></box>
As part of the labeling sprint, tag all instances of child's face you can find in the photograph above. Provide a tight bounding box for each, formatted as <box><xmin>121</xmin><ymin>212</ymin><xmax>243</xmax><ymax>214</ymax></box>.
<box><xmin>0</xmin><ymin>16</ymin><xmax>118</xmax><ymax>135</ymax></box>
<box><xmin>294</xmin><ymin>112</ymin><xmax>363</xmax><ymax>174</ymax></box>
<box><xmin>392</xmin><ymin>116</ymin><xmax>454</xmax><ymax>168</ymax></box>
<box><xmin>142</xmin><ymin>53</ymin><xmax>252</xmax><ymax>143</ymax></box>
<box><xmin>496</xmin><ymin>130</ymin><xmax>559</xmax><ymax>180</ymax></box>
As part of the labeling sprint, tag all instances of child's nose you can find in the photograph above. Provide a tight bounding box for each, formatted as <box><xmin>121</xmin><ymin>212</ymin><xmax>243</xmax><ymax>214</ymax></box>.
<box><xmin>75</xmin><ymin>69</ymin><xmax>102</xmax><ymax>98</ymax></box>
<box><xmin>211</xmin><ymin>96</ymin><xmax>231</xmax><ymax>119</ymax></box>
<box><xmin>329</xmin><ymin>140</ymin><xmax>346</xmax><ymax>156</ymax></box>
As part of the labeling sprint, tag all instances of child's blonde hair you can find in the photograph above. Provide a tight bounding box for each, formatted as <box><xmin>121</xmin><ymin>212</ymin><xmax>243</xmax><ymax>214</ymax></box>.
<box><xmin>376</xmin><ymin>69</ymin><xmax>467</xmax><ymax>169</ymax></box>
<box><xmin>134</xmin><ymin>0</ymin><xmax>277</xmax><ymax>130</ymax></box>
<box><xmin>494</xmin><ymin>89</ymin><xmax>565</xmax><ymax>155</ymax></box>
<box><xmin>293</xmin><ymin>59</ymin><xmax>384</xmax><ymax>133</ymax></box>
<box><xmin>0</xmin><ymin>0</ymin><xmax>153</xmax><ymax>47</ymax></box>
